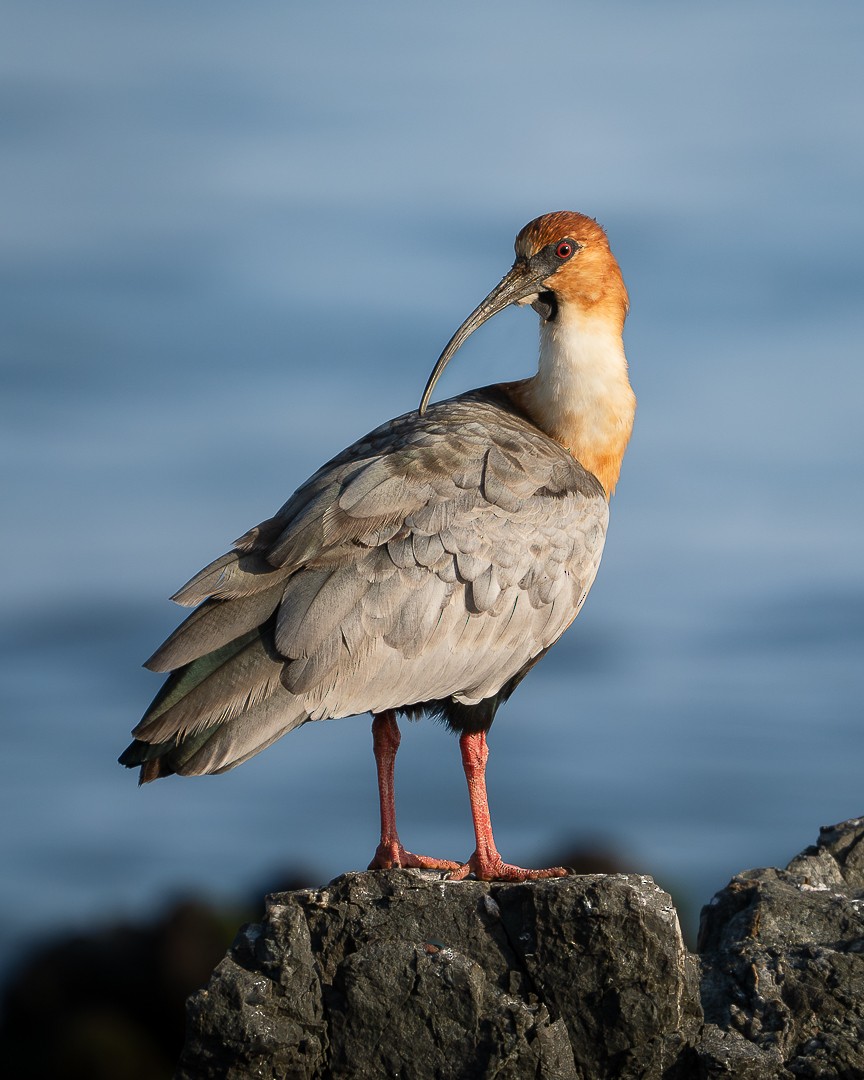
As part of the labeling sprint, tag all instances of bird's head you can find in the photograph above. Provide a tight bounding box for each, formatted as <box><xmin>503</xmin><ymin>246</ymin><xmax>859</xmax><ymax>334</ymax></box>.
<box><xmin>419</xmin><ymin>211</ymin><xmax>628</xmax><ymax>415</ymax></box>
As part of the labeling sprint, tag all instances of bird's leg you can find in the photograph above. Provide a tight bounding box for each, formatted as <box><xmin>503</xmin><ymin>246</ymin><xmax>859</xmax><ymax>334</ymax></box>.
<box><xmin>449</xmin><ymin>730</ymin><xmax>568</xmax><ymax>882</ymax></box>
<box><xmin>367</xmin><ymin>711</ymin><xmax>460</xmax><ymax>872</ymax></box>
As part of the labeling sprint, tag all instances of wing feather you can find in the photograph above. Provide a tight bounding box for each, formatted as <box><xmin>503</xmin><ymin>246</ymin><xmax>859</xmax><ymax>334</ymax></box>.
<box><xmin>127</xmin><ymin>387</ymin><xmax>610</xmax><ymax>779</ymax></box>
<box><xmin>172</xmin><ymin>687</ymin><xmax>308</xmax><ymax>775</ymax></box>
<box><xmin>145</xmin><ymin>584</ymin><xmax>285</xmax><ymax>671</ymax></box>
<box><xmin>275</xmin><ymin>563</ymin><xmax>369</xmax><ymax>658</ymax></box>
<box><xmin>134</xmin><ymin>630</ymin><xmax>284</xmax><ymax>743</ymax></box>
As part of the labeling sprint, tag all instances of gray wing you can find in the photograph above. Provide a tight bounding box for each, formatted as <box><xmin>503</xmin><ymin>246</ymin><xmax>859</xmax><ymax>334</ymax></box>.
<box><xmin>128</xmin><ymin>388</ymin><xmax>609</xmax><ymax>775</ymax></box>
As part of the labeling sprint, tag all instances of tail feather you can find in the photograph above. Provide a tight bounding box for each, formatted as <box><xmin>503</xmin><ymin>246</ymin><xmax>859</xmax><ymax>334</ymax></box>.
<box><xmin>133</xmin><ymin>631</ymin><xmax>257</xmax><ymax>736</ymax></box>
<box><xmin>119</xmin><ymin>685</ymin><xmax>308</xmax><ymax>781</ymax></box>
<box><xmin>132</xmin><ymin>624</ymin><xmax>283</xmax><ymax>744</ymax></box>
<box><xmin>119</xmin><ymin>727</ymin><xmax>215</xmax><ymax>783</ymax></box>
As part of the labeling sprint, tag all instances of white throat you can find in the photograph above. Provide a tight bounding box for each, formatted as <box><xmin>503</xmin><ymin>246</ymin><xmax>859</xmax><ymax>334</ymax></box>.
<box><xmin>514</xmin><ymin>304</ymin><xmax>636</xmax><ymax>495</ymax></box>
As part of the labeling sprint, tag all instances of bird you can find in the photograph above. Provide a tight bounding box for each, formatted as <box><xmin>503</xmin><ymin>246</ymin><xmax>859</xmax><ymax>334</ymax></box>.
<box><xmin>119</xmin><ymin>210</ymin><xmax>636</xmax><ymax>882</ymax></box>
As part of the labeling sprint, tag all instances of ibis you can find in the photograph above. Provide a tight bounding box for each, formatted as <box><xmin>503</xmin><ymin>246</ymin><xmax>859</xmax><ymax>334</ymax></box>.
<box><xmin>120</xmin><ymin>211</ymin><xmax>636</xmax><ymax>881</ymax></box>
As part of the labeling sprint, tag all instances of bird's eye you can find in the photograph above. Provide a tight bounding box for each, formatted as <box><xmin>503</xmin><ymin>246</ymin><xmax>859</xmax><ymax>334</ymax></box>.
<box><xmin>555</xmin><ymin>240</ymin><xmax>576</xmax><ymax>260</ymax></box>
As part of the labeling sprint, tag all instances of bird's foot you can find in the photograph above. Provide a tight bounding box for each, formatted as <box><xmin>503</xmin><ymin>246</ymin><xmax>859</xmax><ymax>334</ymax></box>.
<box><xmin>448</xmin><ymin>852</ymin><xmax>570</xmax><ymax>882</ymax></box>
<box><xmin>368</xmin><ymin>841</ymin><xmax>461</xmax><ymax>872</ymax></box>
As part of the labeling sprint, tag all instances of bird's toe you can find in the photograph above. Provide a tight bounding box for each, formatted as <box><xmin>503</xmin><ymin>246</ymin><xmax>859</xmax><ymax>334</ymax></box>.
<box><xmin>368</xmin><ymin>841</ymin><xmax>460</xmax><ymax>872</ymax></box>
<box><xmin>448</xmin><ymin>853</ymin><xmax>571</xmax><ymax>882</ymax></box>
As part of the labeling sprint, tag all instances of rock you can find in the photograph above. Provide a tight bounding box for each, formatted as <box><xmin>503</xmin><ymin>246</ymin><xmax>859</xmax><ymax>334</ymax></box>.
<box><xmin>698</xmin><ymin>817</ymin><xmax>864</xmax><ymax>1079</ymax></box>
<box><xmin>176</xmin><ymin>819</ymin><xmax>864</xmax><ymax>1079</ymax></box>
<box><xmin>177</xmin><ymin>872</ymin><xmax>700</xmax><ymax>1079</ymax></box>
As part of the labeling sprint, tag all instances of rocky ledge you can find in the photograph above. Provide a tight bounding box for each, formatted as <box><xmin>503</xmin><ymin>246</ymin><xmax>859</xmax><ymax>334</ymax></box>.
<box><xmin>177</xmin><ymin>818</ymin><xmax>864</xmax><ymax>1079</ymax></box>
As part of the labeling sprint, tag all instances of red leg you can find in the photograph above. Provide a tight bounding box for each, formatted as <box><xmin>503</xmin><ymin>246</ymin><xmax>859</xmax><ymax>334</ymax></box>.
<box><xmin>449</xmin><ymin>730</ymin><xmax>568</xmax><ymax>881</ymax></box>
<box><xmin>367</xmin><ymin>711</ymin><xmax>460</xmax><ymax>871</ymax></box>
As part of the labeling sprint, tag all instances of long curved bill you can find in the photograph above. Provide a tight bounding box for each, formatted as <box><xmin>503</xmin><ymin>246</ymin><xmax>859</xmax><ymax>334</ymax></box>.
<box><xmin>418</xmin><ymin>259</ymin><xmax>546</xmax><ymax>415</ymax></box>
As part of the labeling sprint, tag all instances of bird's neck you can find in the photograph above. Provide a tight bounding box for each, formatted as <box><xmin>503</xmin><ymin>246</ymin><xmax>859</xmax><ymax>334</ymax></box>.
<box><xmin>510</xmin><ymin>306</ymin><xmax>635</xmax><ymax>497</ymax></box>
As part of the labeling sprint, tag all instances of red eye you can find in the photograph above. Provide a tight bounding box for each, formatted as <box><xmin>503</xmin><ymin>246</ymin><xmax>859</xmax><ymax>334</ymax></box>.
<box><xmin>555</xmin><ymin>240</ymin><xmax>574</xmax><ymax>259</ymax></box>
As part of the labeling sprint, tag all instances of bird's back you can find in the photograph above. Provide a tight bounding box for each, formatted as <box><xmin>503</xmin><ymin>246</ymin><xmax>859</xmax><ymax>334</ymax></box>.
<box><xmin>120</xmin><ymin>385</ymin><xmax>609</xmax><ymax>780</ymax></box>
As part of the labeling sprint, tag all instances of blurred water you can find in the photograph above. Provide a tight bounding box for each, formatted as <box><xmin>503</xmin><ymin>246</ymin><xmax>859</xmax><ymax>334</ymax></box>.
<box><xmin>1</xmin><ymin>1</ymin><xmax>863</xmax><ymax>971</ymax></box>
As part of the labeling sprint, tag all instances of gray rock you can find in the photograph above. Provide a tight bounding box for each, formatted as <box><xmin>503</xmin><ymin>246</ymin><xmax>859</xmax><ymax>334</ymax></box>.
<box><xmin>176</xmin><ymin>819</ymin><xmax>864</xmax><ymax>1079</ymax></box>
<box><xmin>178</xmin><ymin>872</ymin><xmax>699</xmax><ymax>1079</ymax></box>
<box><xmin>698</xmin><ymin>817</ymin><xmax>864</xmax><ymax>1079</ymax></box>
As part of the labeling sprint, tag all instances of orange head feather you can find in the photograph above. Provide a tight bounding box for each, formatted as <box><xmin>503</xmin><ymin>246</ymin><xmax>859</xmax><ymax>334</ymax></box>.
<box><xmin>515</xmin><ymin>211</ymin><xmax>629</xmax><ymax>332</ymax></box>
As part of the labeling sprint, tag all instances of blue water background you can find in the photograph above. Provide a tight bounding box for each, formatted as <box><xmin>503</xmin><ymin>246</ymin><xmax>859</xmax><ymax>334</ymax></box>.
<box><xmin>2</xmin><ymin>2</ymin><xmax>863</xmax><ymax>969</ymax></box>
